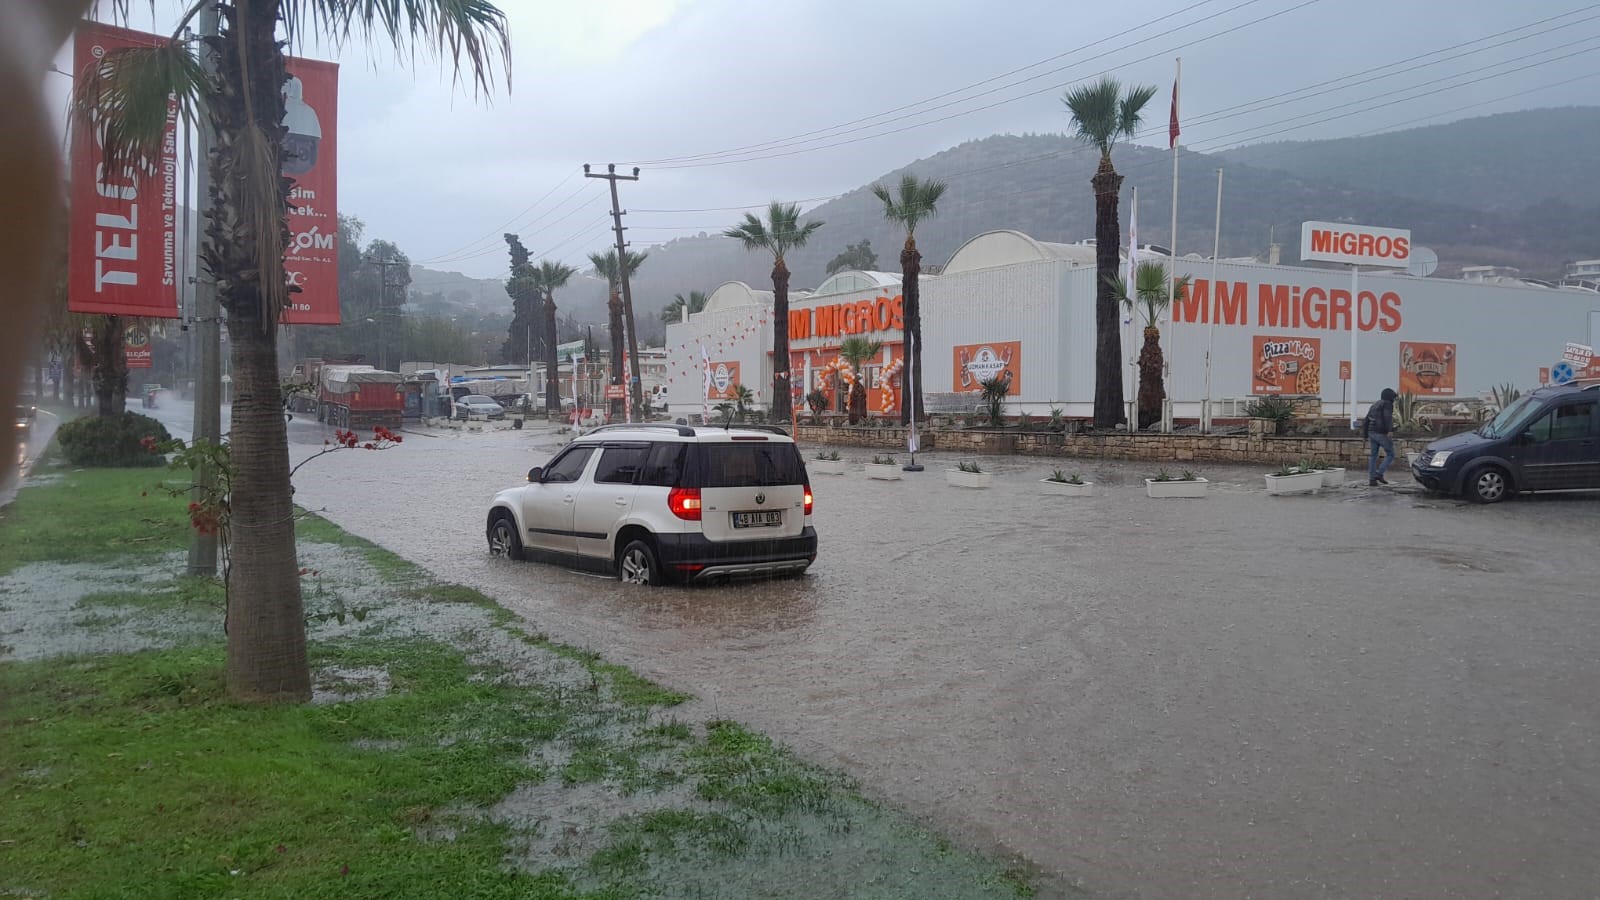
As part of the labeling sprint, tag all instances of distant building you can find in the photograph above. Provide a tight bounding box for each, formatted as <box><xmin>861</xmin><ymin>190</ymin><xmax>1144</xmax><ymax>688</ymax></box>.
<box><xmin>1567</xmin><ymin>259</ymin><xmax>1600</xmax><ymax>280</ymax></box>
<box><xmin>1460</xmin><ymin>265</ymin><xmax>1521</xmax><ymax>283</ymax></box>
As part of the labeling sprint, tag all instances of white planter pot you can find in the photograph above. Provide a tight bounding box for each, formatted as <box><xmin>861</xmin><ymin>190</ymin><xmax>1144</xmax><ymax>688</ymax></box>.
<box><xmin>1039</xmin><ymin>479</ymin><xmax>1093</xmax><ymax>497</ymax></box>
<box><xmin>1145</xmin><ymin>478</ymin><xmax>1209</xmax><ymax>499</ymax></box>
<box><xmin>1264</xmin><ymin>471</ymin><xmax>1322</xmax><ymax>495</ymax></box>
<box><xmin>865</xmin><ymin>463</ymin><xmax>902</xmax><ymax>481</ymax></box>
<box><xmin>1320</xmin><ymin>467</ymin><xmax>1346</xmax><ymax>489</ymax></box>
<box><xmin>946</xmin><ymin>469</ymin><xmax>993</xmax><ymax>489</ymax></box>
<box><xmin>811</xmin><ymin>459</ymin><xmax>848</xmax><ymax>476</ymax></box>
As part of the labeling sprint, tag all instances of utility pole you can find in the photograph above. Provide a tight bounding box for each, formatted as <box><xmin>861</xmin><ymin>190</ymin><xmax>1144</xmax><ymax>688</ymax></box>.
<box><xmin>585</xmin><ymin>164</ymin><xmax>643</xmax><ymax>420</ymax></box>
<box><xmin>371</xmin><ymin>253</ymin><xmax>403</xmax><ymax>370</ymax></box>
<box><xmin>187</xmin><ymin>1</ymin><xmax>221</xmax><ymax>578</ymax></box>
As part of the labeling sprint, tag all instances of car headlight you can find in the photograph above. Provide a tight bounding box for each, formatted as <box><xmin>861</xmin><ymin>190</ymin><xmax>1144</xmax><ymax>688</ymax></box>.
<box><xmin>1429</xmin><ymin>451</ymin><xmax>1451</xmax><ymax>467</ymax></box>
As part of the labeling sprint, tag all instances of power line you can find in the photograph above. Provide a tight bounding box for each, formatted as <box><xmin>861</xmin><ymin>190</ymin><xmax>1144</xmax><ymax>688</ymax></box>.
<box><xmin>625</xmin><ymin>0</ymin><xmax>1234</xmax><ymax>166</ymax></box>
<box><xmin>413</xmin><ymin>168</ymin><xmax>582</xmax><ymax>264</ymax></box>
<box><xmin>644</xmin><ymin>0</ymin><xmax>1322</xmax><ymax>170</ymax></box>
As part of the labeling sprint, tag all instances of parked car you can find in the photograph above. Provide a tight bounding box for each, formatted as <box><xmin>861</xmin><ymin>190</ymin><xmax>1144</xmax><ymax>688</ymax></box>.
<box><xmin>17</xmin><ymin>393</ymin><xmax>36</xmax><ymax>419</ymax></box>
<box><xmin>1412</xmin><ymin>382</ymin><xmax>1600</xmax><ymax>503</ymax></box>
<box><xmin>453</xmin><ymin>394</ymin><xmax>507</xmax><ymax>420</ymax></box>
<box><xmin>485</xmin><ymin>423</ymin><xmax>816</xmax><ymax>585</ymax></box>
<box><xmin>15</xmin><ymin>404</ymin><xmax>31</xmax><ymax>433</ymax></box>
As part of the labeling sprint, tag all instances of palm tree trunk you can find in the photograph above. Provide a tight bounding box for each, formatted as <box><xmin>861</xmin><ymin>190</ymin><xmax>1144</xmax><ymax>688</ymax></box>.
<box><xmin>771</xmin><ymin>257</ymin><xmax>792</xmax><ymax>424</ymax></box>
<box><xmin>900</xmin><ymin>236</ymin><xmax>923</xmax><ymax>426</ymax></box>
<box><xmin>208</xmin><ymin>0</ymin><xmax>310</xmax><ymax>704</ymax></box>
<box><xmin>621</xmin><ymin>280</ymin><xmax>643</xmax><ymax>422</ymax></box>
<box><xmin>1137</xmin><ymin>326</ymin><xmax>1166</xmax><ymax>430</ymax></box>
<box><xmin>543</xmin><ymin>290</ymin><xmax>560</xmax><ymax>413</ymax></box>
<box><xmin>1092</xmin><ymin>156</ymin><xmax>1126</xmax><ymax>428</ymax></box>
<box><xmin>607</xmin><ymin>287</ymin><xmax>625</xmax><ymax>417</ymax></box>
<box><xmin>91</xmin><ymin>315</ymin><xmax>126</xmax><ymax>417</ymax></box>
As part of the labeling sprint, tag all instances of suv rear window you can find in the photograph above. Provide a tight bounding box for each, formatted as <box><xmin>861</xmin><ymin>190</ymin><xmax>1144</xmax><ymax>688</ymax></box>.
<box><xmin>689</xmin><ymin>442</ymin><xmax>807</xmax><ymax>488</ymax></box>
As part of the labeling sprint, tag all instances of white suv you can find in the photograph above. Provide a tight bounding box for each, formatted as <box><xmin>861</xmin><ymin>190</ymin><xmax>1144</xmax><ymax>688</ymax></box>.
<box><xmin>485</xmin><ymin>424</ymin><xmax>816</xmax><ymax>585</ymax></box>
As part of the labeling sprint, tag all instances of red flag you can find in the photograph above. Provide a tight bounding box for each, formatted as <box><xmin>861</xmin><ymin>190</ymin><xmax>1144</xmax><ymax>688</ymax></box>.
<box><xmin>1168</xmin><ymin>77</ymin><xmax>1180</xmax><ymax>150</ymax></box>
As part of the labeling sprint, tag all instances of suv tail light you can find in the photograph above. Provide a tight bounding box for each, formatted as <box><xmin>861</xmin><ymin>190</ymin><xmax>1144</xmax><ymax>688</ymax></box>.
<box><xmin>668</xmin><ymin>486</ymin><xmax>702</xmax><ymax>521</ymax></box>
<box><xmin>803</xmin><ymin>484</ymin><xmax>813</xmax><ymax>516</ymax></box>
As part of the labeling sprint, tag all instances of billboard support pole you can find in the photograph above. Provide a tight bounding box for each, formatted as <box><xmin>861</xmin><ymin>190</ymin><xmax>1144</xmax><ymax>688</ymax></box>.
<box><xmin>1203</xmin><ymin>167</ymin><xmax>1222</xmax><ymax>433</ymax></box>
<box><xmin>1349</xmin><ymin>264</ymin><xmax>1360</xmax><ymax>428</ymax></box>
<box><xmin>187</xmin><ymin>1</ymin><xmax>221</xmax><ymax>578</ymax></box>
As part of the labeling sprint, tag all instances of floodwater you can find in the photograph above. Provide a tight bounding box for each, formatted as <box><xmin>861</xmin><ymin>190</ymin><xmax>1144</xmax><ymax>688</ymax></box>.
<box><xmin>273</xmin><ymin>411</ymin><xmax>1599</xmax><ymax>897</ymax></box>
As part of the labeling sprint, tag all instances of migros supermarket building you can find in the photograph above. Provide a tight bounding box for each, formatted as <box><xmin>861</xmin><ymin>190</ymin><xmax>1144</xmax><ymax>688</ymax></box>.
<box><xmin>663</xmin><ymin>228</ymin><xmax>1600</xmax><ymax>421</ymax></box>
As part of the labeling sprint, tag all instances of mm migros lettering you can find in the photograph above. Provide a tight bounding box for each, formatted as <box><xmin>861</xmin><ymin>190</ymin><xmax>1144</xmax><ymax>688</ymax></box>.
<box><xmin>1173</xmin><ymin>279</ymin><xmax>1402</xmax><ymax>332</ymax></box>
<box><xmin>790</xmin><ymin>295</ymin><xmax>904</xmax><ymax>341</ymax></box>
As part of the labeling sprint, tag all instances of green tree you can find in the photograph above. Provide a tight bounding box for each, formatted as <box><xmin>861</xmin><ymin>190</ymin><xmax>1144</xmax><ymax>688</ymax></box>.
<box><xmin>501</xmin><ymin>234</ymin><xmax>540</xmax><ymax>365</ymax></box>
<box><xmin>77</xmin><ymin>0</ymin><xmax>510</xmax><ymax>703</ymax></box>
<box><xmin>1063</xmin><ymin>76</ymin><xmax>1157</xmax><ymax>429</ymax></box>
<box><xmin>531</xmin><ymin>260</ymin><xmax>575</xmax><ymax>412</ymax></box>
<box><xmin>872</xmin><ymin>176</ymin><xmax>946</xmax><ymax>426</ymax></box>
<box><xmin>1109</xmin><ymin>261</ymin><xmax>1190</xmax><ymax>430</ymax></box>
<box><xmin>723</xmin><ymin>202</ymin><xmax>824</xmax><ymax>425</ymax></box>
<box><xmin>660</xmin><ymin>290</ymin><xmax>707</xmax><ymax>324</ymax></box>
<box><xmin>589</xmin><ymin>250</ymin><xmax>647</xmax><ymax>414</ymax></box>
<box><xmin>825</xmin><ymin>239</ymin><xmax>878</xmax><ymax>276</ymax></box>
<box><xmin>837</xmin><ymin>336</ymin><xmax>882</xmax><ymax>425</ymax></box>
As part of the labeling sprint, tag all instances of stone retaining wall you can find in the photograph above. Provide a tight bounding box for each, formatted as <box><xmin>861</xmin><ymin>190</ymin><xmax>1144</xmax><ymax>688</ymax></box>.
<box><xmin>794</xmin><ymin>423</ymin><xmax>1430</xmax><ymax>467</ymax></box>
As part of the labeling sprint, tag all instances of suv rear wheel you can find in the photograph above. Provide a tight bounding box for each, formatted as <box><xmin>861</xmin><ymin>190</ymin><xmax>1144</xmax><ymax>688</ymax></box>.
<box><xmin>618</xmin><ymin>538</ymin><xmax>664</xmax><ymax>586</ymax></box>
<box><xmin>1465</xmin><ymin>465</ymin><xmax>1512</xmax><ymax>504</ymax></box>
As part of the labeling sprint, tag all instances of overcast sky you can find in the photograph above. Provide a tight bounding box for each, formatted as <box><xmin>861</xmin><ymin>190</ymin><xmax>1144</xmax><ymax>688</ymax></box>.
<box><xmin>58</xmin><ymin>0</ymin><xmax>1600</xmax><ymax>280</ymax></box>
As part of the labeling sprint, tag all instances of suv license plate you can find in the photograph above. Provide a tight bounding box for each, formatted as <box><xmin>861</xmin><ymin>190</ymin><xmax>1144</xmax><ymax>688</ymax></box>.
<box><xmin>732</xmin><ymin>510</ymin><xmax>782</xmax><ymax>528</ymax></box>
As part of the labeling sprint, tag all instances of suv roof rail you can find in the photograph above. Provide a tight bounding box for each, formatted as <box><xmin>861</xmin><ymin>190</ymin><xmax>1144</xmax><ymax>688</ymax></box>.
<box><xmin>723</xmin><ymin>424</ymin><xmax>791</xmax><ymax>437</ymax></box>
<box><xmin>580</xmin><ymin>423</ymin><xmax>697</xmax><ymax>438</ymax></box>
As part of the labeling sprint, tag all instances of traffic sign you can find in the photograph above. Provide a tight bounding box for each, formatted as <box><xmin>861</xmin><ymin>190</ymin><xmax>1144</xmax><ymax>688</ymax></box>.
<box><xmin>1550</xmin><ymin>361</ymin><xmax>1577</xmax><ymax>386</ymax></box>
<box><xmin>1562</xmin><ymin>342</ymin><xmax>1593</xmax><ymax>367</ymax></box>
<box><xmin>1338</xmin><ymin>360</ymin><xmax>1351</xmax><ymax>381</ymax></box>
<box><xmin>604</xmin><ymin>384</ymin><xmax>626</xmax><ymax>399</ymax></box>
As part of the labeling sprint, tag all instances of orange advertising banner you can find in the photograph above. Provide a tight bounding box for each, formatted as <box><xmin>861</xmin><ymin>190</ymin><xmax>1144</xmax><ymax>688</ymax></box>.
<box><xmin>1251</xmin><ymin>335</ymin><xmax>1322</xmax><ymax>394</ymax></box>
<box><xmin>280</xmin><ymin>57</ymin><xmax>340</xmax><ymax>324</ymax></box>
<box><xmin>707</xmin><ymin>361</ymin><xmax>742</xmax><ymax>400</ymax></box>
<box><xmin>1399</xmin><ymin>342</ymin><xmax>1457</xmax><ymax>395</ymax></box>
<box><xmin>953</xmin><ymin>341</ymin><xmax>1022</xmax><ymax>393</ymax></box>
<box><xmin>68</xmin><ymin>22</ymin><xmax>179</xmax><ymax>318</ymax></box>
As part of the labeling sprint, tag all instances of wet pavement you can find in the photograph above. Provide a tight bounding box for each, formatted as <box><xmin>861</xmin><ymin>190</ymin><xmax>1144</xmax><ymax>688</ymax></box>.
<box><xmin>247</xmin><ymin>408</ymin><xmax>1598</xmax><ymax>897</ymax></box>
<box><xmin>3</xmin><ymin>411</ymin><xmax>59</xmax><ymax>508</ymax></box>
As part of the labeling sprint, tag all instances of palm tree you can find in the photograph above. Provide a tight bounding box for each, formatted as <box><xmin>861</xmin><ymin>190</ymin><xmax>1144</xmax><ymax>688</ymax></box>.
<box><xmin>660</xmin><ymin>290</ymin><xmax>707</xmax><ymax>324</ymax></box>
<box><xmin>76</xmin><ymin>1</ymin><xmax>510</xmax><ymax>703</ymax></box>
<box><xmin>1063</xmin><ymin>76</ymin><xmax>1158</xmax><ymax>429</ymax></box>
<box><xmin>589</xmin><ymin>249</ymin><xmax>647</xmax><ymax>415</ymax></box>
<box><xmin>531</xmin><ymin>260</ymin><xmax>575</xmax><ymax>414</ymax></box>
<box><xmin>724</xmin><ymin>201</ymin><xmax>824</xmax><ymax>426</ymax></box>
<box><xmin>873</xmin><ymin>175</ymin><xmax>946</xmax><ymax>426</ymax></box>
<box><xmin>838</xmin><ymin>336</ymin><xmax>882</xmax><ymax>425</ymax></box>
<box><xmin>1109</xmin><ymin>261</ymin><xmax>1190</xmax><ymax>430</ymax></box>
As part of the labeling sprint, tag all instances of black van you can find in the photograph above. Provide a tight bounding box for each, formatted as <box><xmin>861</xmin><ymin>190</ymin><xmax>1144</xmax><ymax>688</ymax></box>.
<box><xmin>1412</xmin><ymin>382</ymin><xmax>1600</xmax><ymax>503</ymax></box>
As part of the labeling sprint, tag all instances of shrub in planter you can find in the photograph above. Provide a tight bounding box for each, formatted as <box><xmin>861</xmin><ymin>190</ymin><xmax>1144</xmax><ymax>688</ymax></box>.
<box><xmin>55</xmin><ymin>412</ymin><xmax>173</xmax><ymax>468</ymax></box>
<box><xmin>1264</xmin><ymin>463</ymin><xmax>1322</xmax><ymax>495</ymax></box>
<box><xmin>1243</xmin><ymin>396</ymin><xmax>1296</xmax><ymax>434</ymax></box>
<box><xmin>1146</xmin><ymin>468</ymin><xmax>1209</xmax><ymax>498</ymax></box>
<box><xmin>865</xmin><ymin>455</ymin><xmax>902</xmax><ymax>480</ymax></box>
<box><xmin>1041</xmin><ymin>469</ymin><xmax>1093</xmax><ymax>496</ymax></box>
<box><xmin>946</xmin><ymin>460</ymin><xmax>993</xmax><ymax>489</ymax></box>
<box><xmin>811</xmin><ymin>450</ymin><xmax>847</xmax><ymax>475</ymax></box>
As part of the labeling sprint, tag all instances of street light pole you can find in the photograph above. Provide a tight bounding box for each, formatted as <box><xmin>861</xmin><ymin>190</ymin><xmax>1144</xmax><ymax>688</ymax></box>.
<box><xmin>187</xmin><ymin>1</ymin><xmax>221</xmax><ymax>577</ymax></box>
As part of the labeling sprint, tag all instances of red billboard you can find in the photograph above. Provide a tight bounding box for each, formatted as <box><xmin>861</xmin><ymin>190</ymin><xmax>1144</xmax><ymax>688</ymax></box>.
<box><xmin>279</xmin><ymin>57</ymin><xmax>340</xmax><ymax>324</ymax></box>
<box><xmin>68</xmin><ymin>22</ymin><xmax>180</xmax><ymax>318</ymax></box>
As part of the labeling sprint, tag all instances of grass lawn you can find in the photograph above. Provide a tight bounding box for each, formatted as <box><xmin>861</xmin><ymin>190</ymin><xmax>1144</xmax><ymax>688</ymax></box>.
<box><xmin>0</xmin><ymin>460</ymin><xmax>1044</xmax><ymax>898</ymax></box>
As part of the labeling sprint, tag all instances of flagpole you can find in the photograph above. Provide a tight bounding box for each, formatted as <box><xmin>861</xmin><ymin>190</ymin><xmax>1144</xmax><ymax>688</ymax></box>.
<box><xmin>1204</xmin><ymin>167</ymin><xmax>1223</xmax><ymax>432</ymax></box>
<box><xmin>1165</xmin><ymin>56</ymin><xmax>1181</xmax><ymax>433</ymax></box>
<box><xmin>1127</xmin><ymin>186</ymin><xmax>1138</xmax><ymax>431</ymax></box>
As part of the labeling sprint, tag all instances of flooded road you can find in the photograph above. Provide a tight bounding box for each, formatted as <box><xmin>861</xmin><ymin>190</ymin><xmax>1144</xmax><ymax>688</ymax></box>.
<box><xmin>287</xmin><ymin>417</ymin><xmax>1600</xmax><ymax>898</ymax></box>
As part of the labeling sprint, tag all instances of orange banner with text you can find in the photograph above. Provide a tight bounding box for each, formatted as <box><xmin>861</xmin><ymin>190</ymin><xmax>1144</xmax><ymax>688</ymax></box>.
<box><xmin>706</xmin><ymin>361</ymin><xmax>742</xmax><ymax>400</ymax></box>
<box><xmin>1251</xmin><ymin>335</ymin><xmax>1322</xmax><ymax>394</ymax></box>
<box><xmin>953</xmin><ymin>341</ymin><xmax>1022</xmax><ymax>393</ymax></box>
<box><xmin>1398</xmin><ymin>342</ymin><xmax>1457</xmax><ymax>395</ymax></box>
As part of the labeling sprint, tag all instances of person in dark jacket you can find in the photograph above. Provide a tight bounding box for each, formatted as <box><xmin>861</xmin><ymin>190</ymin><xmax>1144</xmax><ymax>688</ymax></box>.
<box><xmin>1365</xmin><ymin>387</ymin><xmax>1399</xmax><ymax>485</ymax></box>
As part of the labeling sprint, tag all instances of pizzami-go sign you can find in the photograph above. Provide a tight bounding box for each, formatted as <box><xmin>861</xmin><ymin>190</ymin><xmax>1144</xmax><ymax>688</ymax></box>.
<box><xmin>1300</xmin><ymin>221</ymin><xmax>1411</xmax><ymax>268</ymax></box>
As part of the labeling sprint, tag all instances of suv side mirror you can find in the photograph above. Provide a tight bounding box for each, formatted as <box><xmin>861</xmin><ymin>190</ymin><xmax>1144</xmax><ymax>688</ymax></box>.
<box><xmin>527</xmin><ymin>466</ymin><xmax>542</xmax><ymax>483</ymax></box>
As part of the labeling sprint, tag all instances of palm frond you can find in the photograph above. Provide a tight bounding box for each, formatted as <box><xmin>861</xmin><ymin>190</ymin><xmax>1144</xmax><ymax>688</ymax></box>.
<box><xmin>1117</xmin><ymin>84</ymin><xmax>1159</xmax><ymax>140</ymax></box>
<box><xmin>536</xmin><ymin>260</ymin><xmax>575</xmax><ymax>290</ymax></box>
<box><xmin>588</xmin><ymin>251</ymin><xmax>616</xmax><ymax>283</ymax></box>
<box><xmin>875</xmin><ymin>174</ymin><xmax>946</xmax><ymax>237</ymax></box>
<box><xmin>1108</xmin><ymin>261</ymin><xmax>1190</xmax><ymax>327</ymax></box>
<box><xmin>722</xmin><ymin>212</ymin><xmax>772</xmax><ymax>252</ymax></box>
<box><xmin>71</xmin><ymin>40</ymin><xmax>212</xmax><ymax>181</ymax></box>
<box><xmin>726</xmin><ymin>202</ymin><xmax>821</xmax><ymax>259</ymax></box>
<box><xmin>1062</xmin><ymin>77</ymin><xmax>1121</xmax><ymax>156</ymax></box>
<box><xmin>284</xmin><ymin>0</ymin><xmax>512</xmax><ymax>98</ymax></box>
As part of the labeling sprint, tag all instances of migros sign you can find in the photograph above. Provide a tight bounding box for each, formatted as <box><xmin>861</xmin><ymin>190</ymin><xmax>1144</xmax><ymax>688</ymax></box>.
<box><xmin>1174</xmin><ymin>278</ymin><xmax>1403</xmax><ymax>332</ymax></box>
<box><xmin>1300</xmin><ymin>220</ymin><xmax>1411</xmax><ymax>267</ymax></box>
<box><xmin>790</xmin><ymin>295</ymin><xmax>904</xmax><ymax>341</ymax></box>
